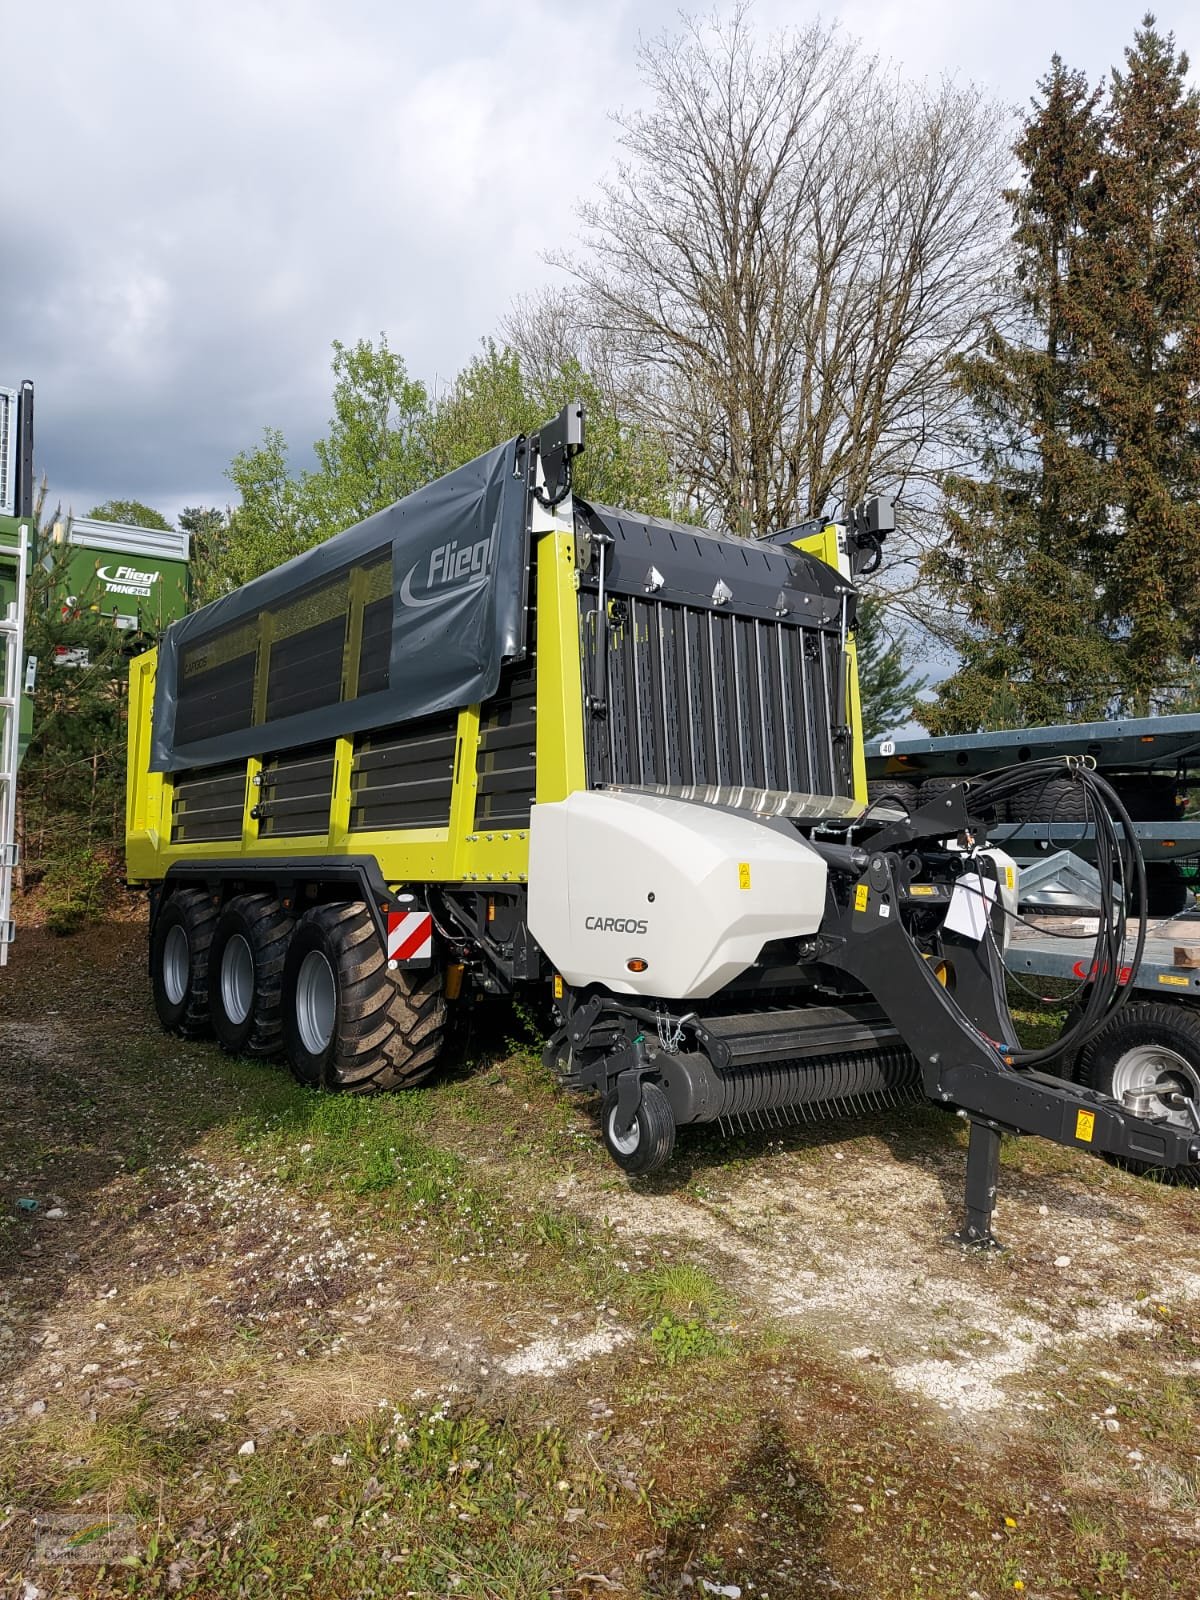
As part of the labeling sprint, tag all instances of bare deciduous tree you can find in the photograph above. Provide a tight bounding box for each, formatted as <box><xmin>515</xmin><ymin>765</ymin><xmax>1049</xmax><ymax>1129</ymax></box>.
<box><xmin>519</xmin><ymin>8</ymin><xmax>1011</xmax><ymax>605</ymax></box>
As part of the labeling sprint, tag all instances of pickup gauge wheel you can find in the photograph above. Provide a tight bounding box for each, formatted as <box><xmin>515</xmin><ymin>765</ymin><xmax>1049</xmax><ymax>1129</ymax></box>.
<box><xmin>281</xmin><ymin>901</ymin><xmax>446</xmax><ymax>1093</ymax></box>
<box><xmin>1078</xmin><ymin>1002</ymin><xmax>1200</xmax><ymax>1186</ymax></box>
<box><xmin>601</xmin><ymin>1080</ymin><xmax>676</xmax><ymax>1175</ymax></box>
<box><xmin>151</xmin><ymin>889</ymin><xmax>218</xmax><ymax>1037</ymax></box>
<box><xmin>208</xmin><ymin>895</ymin><xmax>294</xmax><ymax>1057</ymax></box>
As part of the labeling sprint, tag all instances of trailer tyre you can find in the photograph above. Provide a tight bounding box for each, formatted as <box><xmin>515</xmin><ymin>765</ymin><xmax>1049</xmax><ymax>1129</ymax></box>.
<box><xmin>601</xmin><ymin>1080</ymin><xmax>676</xmax><ymax>1176</ymax></box>
<box><xmin>866</xmin><ymin>779</ymin><xmax>918</xmax><ymax>814</ymax></box>
<box><xmin>209</xmin><ymin>895</ymin><xmax>295</xmax><ymax>1058</ymax></box>
<box><xmin>282</xmin><ymin>901</ymin><xmax>445</xmax><ymax>1093</ymax></box>
<box><xmin>151</xmin><ymin>888</ymin><xmax>219</xmax><ymax>1038</ymax></box>
<box><xmin>1078</xmin><ymin>1002</ymin><xmax>1200</xmax><ymax>1186</ymax></box>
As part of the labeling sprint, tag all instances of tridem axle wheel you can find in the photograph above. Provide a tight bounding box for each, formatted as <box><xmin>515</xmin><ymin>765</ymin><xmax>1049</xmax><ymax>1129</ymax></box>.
<box><xmin>151</xmin><ymin>888</ymin><xmax>219</xmax><ymax>1037</ymax></box>
<box><xmin>281</xmin><ymin>901</ymin><xmax>446</xmax><ymax>1093</ymax></box>
<box><xmin>209</xmin><ymin>894</ymin><xmax>294</xmax><ymax>1057</ymax></box>
<box><xmin>1078</xmin><ymin>1002</ymin><xmax>1200</xmax><ymax>1186</ymax></box>
<box><xmin>601</xmin><ymin>1080</ymin><xmax>676</xmax><ymax>1176</ymax></box>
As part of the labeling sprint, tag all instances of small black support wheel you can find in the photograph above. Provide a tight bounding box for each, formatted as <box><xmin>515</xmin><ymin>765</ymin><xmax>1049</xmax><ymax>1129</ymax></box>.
<box><xmin>209</xmin><ymin>894</ymin><xmax>295</xmax><ymax>1058</ymax></box>
<box><xmin>601</xmin><ymin>1080</ymin><xmax>676</xmax><ymax>1176</ymax></box>
<box><xmin>1078</xmin><ymin>1002</ymin><xmax>1200</xmax><ymax>1186</ymax></box>
<box><xmin>281</xmin><ymin>901</ymin><xmax>446</xmax><ymax>1093</ymax></box>
<box><xmin>150</xmin><ymin>888</ymin><xmax>219</xmax><ymax>1037</ymax></box>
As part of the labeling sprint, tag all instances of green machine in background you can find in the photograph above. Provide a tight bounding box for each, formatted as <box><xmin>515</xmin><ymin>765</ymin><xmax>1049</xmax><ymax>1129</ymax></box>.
<box><xmin>52</xmin><ymin>515</ymin><xmax>191</xmax><ymax>644</ymax></box>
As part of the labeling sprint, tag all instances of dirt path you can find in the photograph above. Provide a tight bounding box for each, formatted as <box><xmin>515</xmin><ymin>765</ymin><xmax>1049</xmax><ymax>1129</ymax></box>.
<box><xmin>2</xmin><ymin>920</ymin><xmax>1198</xmax><ymax>1598</ymax></box>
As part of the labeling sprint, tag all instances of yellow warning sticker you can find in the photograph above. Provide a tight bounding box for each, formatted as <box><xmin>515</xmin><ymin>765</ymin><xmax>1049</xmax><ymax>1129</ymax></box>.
<box><xmin>1004</xmin><ymin>864</ymin><xmax>1016</xmax><ymax>891</ymax></box>
<box><xmin>854</xmin><ymin>883</ymin><xmax>869</xmax><ymax>912</ymax></box>
<box><xmin>910</xmin><ymin>885</ymin><xmax>936</xmax><ymax>897</ymax></box>
<box><xmin>738</xmin><ymin>861</ymin><xmax>752</xmax><ymax>891</ymax></box>
<box><xmin>1158</xmin><ymin>973</ymin><xmax>1190</xmax><ymax>987</ymax></box>
<box><xmin>553</xmin><ymin>974</ymin><xmax>564</xmax><ymax>1000</ymax></box>
<box><xmin>1075</xmin><ymin>1109</ymin><xmax>1095</xmax><ymax>1143</ymax></box>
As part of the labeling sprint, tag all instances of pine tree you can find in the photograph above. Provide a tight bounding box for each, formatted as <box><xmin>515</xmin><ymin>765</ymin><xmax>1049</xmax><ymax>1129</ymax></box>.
<box><xmin>925</xmin><ymin>57</ymin><xmax>1111</xmax><ymax>733</ymax></box>
<box><xmin>855</xmin><ymin>598</ymin><xmax>927</xmax><ymax>738</ymax></box>
<box><xmin>1073</xmin><ymin>14</ymin><xmax>1200</xmax><ymax>708</ymax></box>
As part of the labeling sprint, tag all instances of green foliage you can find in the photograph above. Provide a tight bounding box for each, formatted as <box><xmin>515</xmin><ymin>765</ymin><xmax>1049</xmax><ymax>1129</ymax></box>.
<box><xmin>222</xmin><ymin>336</ymin><xmax>432</xmax><ymax>588</ymax></box>
<box><xmin>855</xmin><ymin>596</ymin><xmax>927</xmax><ymax>737</ymax></box>
<box><xmin>429</xmin><ymin>339</ymin><xmax>676</xmax><ymax>515</ymax></box>
<box><xmin>42</xmin><ymin>843</ymin><xmax>109</xmax><ymax>936</ymax></box>
<box><xmin>631</xmin><ymin>1261</ymin><xmax>727</xmax><ymax>1321</ymax></box>
<box><xmin>178</xmin><ymin>505</ymin><xmax>232</xmax><ymax>607</ymax></box>
<box><xmin>19</xmin><ymin>527</ymin><xmax>128</xmax><ymax>919</ymax></box>
<box><xmin>85</xmin><ymin>498</ymin><xmax>173</xmax><ymax>531</ymax></box>
<box><xmin>928</xmin><ymin>18</ymin><xmax>1200</xmax><ymax>731</ymax></box>
<box><xmin>649</xmin><ymin>1312</ymin><xmax>727</xmax><ymax>1366</ymax></box>
<box><xmin>215</xmin><ymin>335</ymin><xmax>678</xmax><ymax>594</ymax></box>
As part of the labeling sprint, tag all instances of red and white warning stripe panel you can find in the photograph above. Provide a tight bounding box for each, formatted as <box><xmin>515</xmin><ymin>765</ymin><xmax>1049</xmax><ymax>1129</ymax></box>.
<box><xmin>387</xmin><ymin>910</ymin><xmax>433</xmax><ymax>965</ymax></box>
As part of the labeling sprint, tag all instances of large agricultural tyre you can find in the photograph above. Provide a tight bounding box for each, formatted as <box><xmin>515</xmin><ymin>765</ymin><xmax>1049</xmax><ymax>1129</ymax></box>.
<box><xmin>150</xmin><ymin>888</ymin><xmax>219</xmax><ymax>1038</ymax></box>
<box><xmin>208</xmin><ymin>894</ymin><xmax>295</xmax><ymax>1058</ymax></box>
<box><xmin>1077</xmin><ymin>1001</ymin><xmax>1200</xmax><ymax>1187</ymax></box>
<box><xmin>600</xmin><ymin>1080</ymin><xmax>676</xmax><ymax>1176</ymax></box>
<box><xmin>280</xmin><ymin>900</ymin><xmax>447</xmax><ymax>1093</ymax></box>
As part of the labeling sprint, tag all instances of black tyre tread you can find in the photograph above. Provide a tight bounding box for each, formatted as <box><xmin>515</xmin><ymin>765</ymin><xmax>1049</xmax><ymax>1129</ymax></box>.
<box><xmin>154</xmin><ymin>888</ymin><xmax>219</xmax><ymax>1037</ymax></box>
<box><xmin>1111</xmin><ymin>778</ymin><xmax>1186</xmax><ymax>823</ymax></box>
<box><xmin>1133</xmin><ymin>864</ymin><xmax>1190</xmax><ymax>921</ymax></box>
<box><xmin>284</xmin><ymin>901</ymin><xmax>446</xmax><ymax>1094</ymax></box>
<box><xmin>918</xmin><ymin>776</ymin><xmax>970</xmax><ymax>799</ymax></box>
<box><xmin>379</xmin><ymin>966</ymin><xmax>448</xmax><ymax>1089</ymax></box>
<box><xmin>601</xmin><ymin>1080</ymin><xmax>676</xmax><ymax>1176</ymax></box>
<box><xmin>1008</xmin><ymin>776</ymin><xmax>1089</xmax><ymax>824</ymax></box>
<box><xmin>867</xmin><ymin>779</ymin><xmax>918</xmax><ymax>802</ymax></box>
<box><xmin>1078</xmin><ymin>1002</ymin><xmax>1200</xmax><ymax>1187</ymax></box>
<box><xmin>211</xmin><ymin>894</ymin><xmax>294</xmax><ymax>1057</ymax></box>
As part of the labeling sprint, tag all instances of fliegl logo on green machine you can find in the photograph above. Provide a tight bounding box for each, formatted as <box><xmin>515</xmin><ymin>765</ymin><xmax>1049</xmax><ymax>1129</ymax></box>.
<box><xmin>97</xmin><ymin>563</ymin><xmax>162</xmax><ymax>598</ymax></box>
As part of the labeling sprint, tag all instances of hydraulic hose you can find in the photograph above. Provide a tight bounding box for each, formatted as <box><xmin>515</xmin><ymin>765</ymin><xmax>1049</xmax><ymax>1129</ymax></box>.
<box><xmin>964</xmin><ymin>758</ymin><xmax>1146</xmax><ymax>1068</ymax></box>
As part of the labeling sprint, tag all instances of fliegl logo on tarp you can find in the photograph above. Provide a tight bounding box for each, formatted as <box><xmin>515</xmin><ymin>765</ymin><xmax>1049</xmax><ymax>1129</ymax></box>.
<box><xmin>97</xmin><ymin>563</ymin><xmax>161</xmax><ymax>598</ymax></box>
<box><xmin>399</xmin><ymin>537</ymin><xmax>492</xmax><ymax>609</ymax></box>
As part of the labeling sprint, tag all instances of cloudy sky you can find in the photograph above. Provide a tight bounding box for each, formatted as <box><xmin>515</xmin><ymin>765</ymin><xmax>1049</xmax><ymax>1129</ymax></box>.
<box><xmin>2</xmin><ymin>0</ymin><xmax>1185</xmax><ymax>523</ymax></box>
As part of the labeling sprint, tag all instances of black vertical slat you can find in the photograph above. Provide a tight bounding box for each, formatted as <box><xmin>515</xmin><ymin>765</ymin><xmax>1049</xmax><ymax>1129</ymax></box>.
<box><xmin>777</xmin><ymin>624</ymin><xmax>799</xmax><ymax>791</ymax></box>
<box><xmin>734</xmin><ymin>617</ymin><xmax>764</xmax><ymax>788</ymax></box>
<box><xmin>630</xmin><ymin>599</ymin><xmax>650</xmax><ymax>785</ymax></box>
<box><xmin>756</xmin><ymin>621</ymin><xmax>782</xmax><ymax>790</ymax></box>
<box><xmin>657</xmin><ymin>605</ymin><xmax>683</xmax><ymax>785</ymax></box>
<box><xmin>688</xmin><ymin>608</ymin><xmax>716</xmax><ymax>785</ymax></box>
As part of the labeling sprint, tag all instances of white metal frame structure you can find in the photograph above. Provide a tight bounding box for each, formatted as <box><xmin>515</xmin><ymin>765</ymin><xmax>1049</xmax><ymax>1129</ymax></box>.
<box><xmin>0</xmin><ymin>523</ymin><xmax>29</xmax><ymax>963</ymax></box>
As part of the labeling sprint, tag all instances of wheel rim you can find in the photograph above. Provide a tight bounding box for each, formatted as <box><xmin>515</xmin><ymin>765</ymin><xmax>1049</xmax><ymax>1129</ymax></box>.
<box><xmin>221</xmin><ymin>934</ymin><xmax>254</xmax><ymax>1026</ymax></box>
<box><xmin>1111</xmin><ymin>1043</ymin><xmax>1200</xmax><ymax>1130</ymax></box>
<box><xmin>607</xmin><ymin>1103</ymin><xmax>641</xmax><ymax>1156</ymax></box>
<box><xmin>295</xmin><ymin>949</ymin><xmax>336</xmax><ymax>1055</ymax></box>
<box><xmin>163</xmin><ymin>924</ymin><xmax>189</xmax><ymax>1006</ymax></box>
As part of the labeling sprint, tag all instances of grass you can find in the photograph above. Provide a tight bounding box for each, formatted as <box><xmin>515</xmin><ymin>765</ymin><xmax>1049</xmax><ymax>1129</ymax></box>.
<box><xmin>5</xmin><ymin>922</ymin><xmax>1200</xmax><ymax>1598</ymax></box>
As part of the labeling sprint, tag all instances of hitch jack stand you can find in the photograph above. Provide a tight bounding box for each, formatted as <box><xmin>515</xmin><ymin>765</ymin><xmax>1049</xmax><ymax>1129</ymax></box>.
<box><xmin>955</xmin><ymin>1118</ymin><xmax>1004</xmax><ymax>1249</ymax></box>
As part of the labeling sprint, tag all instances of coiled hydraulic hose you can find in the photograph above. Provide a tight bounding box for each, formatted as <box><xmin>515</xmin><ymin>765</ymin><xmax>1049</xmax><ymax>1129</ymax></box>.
<box><xmin>965</xmin><ymin>758</ymin><xmax>1146</xmax><ymax>1068</ymax></box>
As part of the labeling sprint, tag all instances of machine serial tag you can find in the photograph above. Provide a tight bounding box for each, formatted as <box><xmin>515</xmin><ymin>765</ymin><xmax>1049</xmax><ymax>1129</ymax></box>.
<box><xmin>854</xmin><ymin>883</ymin><xmax>869</xmax><ymax>912</ymax></box>
<box><xmin>1075</xmin><ymin>1109</ymin><xmax>1095</xmax><ymax>1143</ymax></box>
<box><xmin>738</xmin><ymin>861</ymin><xmax>751</xmax><ymax>891</ymax></box>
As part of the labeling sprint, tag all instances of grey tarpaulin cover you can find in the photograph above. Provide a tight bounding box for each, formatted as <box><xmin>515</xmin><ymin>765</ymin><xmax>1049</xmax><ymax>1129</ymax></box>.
<box><xmin>150</xmin><ymin>438</ymin><xmax>529</xmax><ymax>773</ymax></box>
